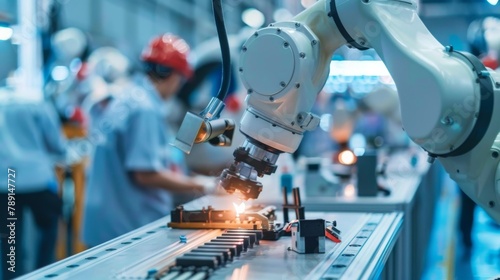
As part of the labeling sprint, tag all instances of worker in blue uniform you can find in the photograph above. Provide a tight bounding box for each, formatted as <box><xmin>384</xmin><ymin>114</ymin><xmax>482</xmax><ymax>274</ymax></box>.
<box><xmin>0</xmin><ymin>92</ymin><xmax>67</xmax><ymax>279</ymax></box>
<box><xmin>82</xmin><ymin>34</ymin><xmax>211</xmax><ymax>247</ymax></box>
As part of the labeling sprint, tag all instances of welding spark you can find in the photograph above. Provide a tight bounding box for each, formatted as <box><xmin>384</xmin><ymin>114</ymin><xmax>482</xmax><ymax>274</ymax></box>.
<box><xmin>233</xmin><ymin>202</ymin><xmax>246</xmax><ymax>218</ymax></box>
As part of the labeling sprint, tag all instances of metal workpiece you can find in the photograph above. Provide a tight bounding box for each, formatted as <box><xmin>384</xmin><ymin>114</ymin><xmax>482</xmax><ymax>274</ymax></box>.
<box><xmin>19</xmin><ymin>196</ymin><xmax>402</xmax><ymax>280</ymax></box>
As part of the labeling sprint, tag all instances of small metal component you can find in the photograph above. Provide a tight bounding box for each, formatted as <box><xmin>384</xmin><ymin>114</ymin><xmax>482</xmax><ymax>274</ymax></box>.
<box><xmin>445</xmin><ymin>45</ymin><xmax>454</xmax><ymax>52</ymax></box>
<box><xmin>276</xmin><ymin>28</ymin><xmax>281</xmax><ymax>33</ymax></box>
<box><xmin>296</xmin><ymin>112</ymin><xmax>320</xmax><ymax>131</ymax></box>
<box><xmin>291</xmin><ymin>219</ymin><xmax>326</xmax><ymax>254</ymax></box>
<box><xmin>179</xmin><ymin>235</ymin><xmax>187</xmax><ymax>243</ymax></box>
<box><xmin>284</xmin><ymin>42</ymin><xmax>289</xmax><ymax>48</ymax></box>
<box><xmin>146</xmin><ymin>268</ymin><xmax>157</xmax><ymax>278</ymax></box>
<box><xmin>489</xmin><ymin>201</ymin><xmax>495</xmax><ymax>208</ymax></box>
<box><xmin>242</xmin><ymin>46</ymin><xmax>247</xmax><ymax>52</ymax></box>
<box><xmin>175</xmin><ymin>256</ymin><xmax>218</xmax><ymax>269</ymax></box>
<box><xmin>427</xmin><ymin>155</ymin><xmax>436</xmax><ymax>164</ymax></box>
<box><xmin>441</xmin><ymin>116</ymin><xmax>454</xmax><ymax>126</ymax></box>
<box><xmin>295</xmin><ymin>22</ymin><xmax>301</xmax><ymax>28</ymax></box>
<box><xmin>247</xmin><ymin>88</ymin><xmax>253</xmax><ymax>94</ymax></box>
<box><xmin>311</xmin><ymin>40</ymin><xmax>317</xmax><ymax>45</ymax></box>
<box><xmin>300</xmin><ymin>52</ymin><xmax>306</xmax><ymax>58</ymax></box>
<box><xmin>280</xmin><ymin>81</ymin><xmax>286</xmax><ymax>87</ymax></box>
<box><xmin>479</xmin><ymin>70</ymin><xmax>490</xmax><ymax>77</ymax></box>
<box><xmin>254</xmin><ymin>32</ymin><xmax>258</xmax><ymax>37</ymax></box>
<box><xmin>239</xmin><ymin>67</ymin><xmax>243</xmax><ymax>72</ymax></box>
<box><xmin>359</xmin><ymin>39</ymin><xmax>366</xmax><ymax>46</ymax></box>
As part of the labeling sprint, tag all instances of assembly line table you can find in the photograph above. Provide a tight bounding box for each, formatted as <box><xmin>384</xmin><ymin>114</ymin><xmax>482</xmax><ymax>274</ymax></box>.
<box><xmin>258</xmin><ymin>149</ymin><xmax>442</xmax><ymax>280</ymax></box>
<box><xmin>19</xmin><ymin>196</ymin><xmax>402</xmax><ymax>280</ymax></box>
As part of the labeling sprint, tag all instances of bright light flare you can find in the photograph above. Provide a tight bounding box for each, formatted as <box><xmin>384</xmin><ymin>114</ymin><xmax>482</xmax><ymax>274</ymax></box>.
<box><xmin>51</xmin><ymin>66</ymin><xmax>69</xmax><ymax>81</ymax></box>
<box><xmin>344</xmin><ymin>184</ymin><xmax>356</xmax><ymax>198</ymax></box>
<box><xmin>338</xmin><ymin>150</ymin><xmax>357</xmax><ymax>165</ymax></box>
<box><xmin>0</xmin><ymin>26</ymin><xmax>13</xmax><ymax>41</ymax></box>
<box><xmin>242</xmin><ymin>8</ymin><xmax>265</xmax><ymax>29</ymax></box>
<box><xmin>487</xmin><ymin>0</ymin><xmax>498</xmax><ymax>5</ymax></box>
<box><xmin>233</xmin><ymin>202</ymin><xmax>246</xmax><ymax>217</ymax></box>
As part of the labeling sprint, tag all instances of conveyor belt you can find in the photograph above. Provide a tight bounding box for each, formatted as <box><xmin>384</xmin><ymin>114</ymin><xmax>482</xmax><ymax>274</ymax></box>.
<box><xmin>19</xmin><ymin>210</ymin><xmax>402</xmax><ymax>280</ymax></box>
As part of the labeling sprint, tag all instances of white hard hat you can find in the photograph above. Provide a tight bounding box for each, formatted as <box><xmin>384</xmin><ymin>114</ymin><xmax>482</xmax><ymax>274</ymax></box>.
<box><xmin>52</xmin><ymin>28</ymin><xmax>87</xmax><ymax>61</ymax></box>
<box><xmin>87</xmin><ymin>47</ymin><xmax>130</xmax><ymax>83</ymax></box>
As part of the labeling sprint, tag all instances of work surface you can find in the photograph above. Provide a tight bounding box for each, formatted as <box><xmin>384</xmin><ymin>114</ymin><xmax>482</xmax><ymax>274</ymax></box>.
<box><xmin>20</xmin><ymin>196</ymin><xmax>402</xmax><ymax>280</ymax></box>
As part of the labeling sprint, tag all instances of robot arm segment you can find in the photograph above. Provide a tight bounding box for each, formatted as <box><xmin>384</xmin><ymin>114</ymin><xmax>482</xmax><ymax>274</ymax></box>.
<box><xmin>219</xmin><ymin>0</ymin><xmax>500</xmax><ymax>222</ymax></box>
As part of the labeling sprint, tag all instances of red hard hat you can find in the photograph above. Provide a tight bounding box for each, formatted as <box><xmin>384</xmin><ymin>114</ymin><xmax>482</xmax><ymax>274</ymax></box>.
<box><xmin>482</xmin><ymin>55</ymin><xmax>499</xmax><ymax>70</ymax></box>
<box><xmin>141</xmin><ymin>33</ymin><xmax>193</xmax><ymax>78</ymax></box>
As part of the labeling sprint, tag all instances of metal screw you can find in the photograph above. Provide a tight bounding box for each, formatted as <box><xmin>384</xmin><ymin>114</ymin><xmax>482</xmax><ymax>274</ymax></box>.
<box><xmin>359</xmin><ymin>39</ymin><xmax>366</xmax><ymax>46</ymax></box>
<box><xmin>247</xmin><ymin>89</ymin><xmax>253</xmax><ymax>94</ymax></box>
<box><xmin>427</xmin><ymin>156</ymin><xmax>436</xmax><ymax>164</ymax></box>
<box><xmin>291</xmin><ymin>121</ymin><xmax>295</xmax><ymax>126</ymax></box>
<box><xmin>300</xmin><ymin>52</ymin><xmax>306</xmax><ymax>58</ymax></box>
<box><xmin>311</xmin><ymin>40</ymin><xmax>317</xmax><ymax>45</ymax></box>
<box><xmin>239</xmin><ymin>67</ymin><xmax>243</xmax><ymax>72</ymax></box>
<box><xmin>242</xmin><ymin>46</ymin><xmax>247</xmax><ymax>52</ymax></box>
<box><xmin>441</xmin><ymin>116</ymin><xmax>454</xmax><ymax>126</ymax></box>
<box><xmin>269</xmin><ymin>23</ymin><xmax>274</xmax><ymax>27</ymax></box>
<box><xmin>295</xmin><ymin>22</ymin><xmax>301</xmax><ymax>28</ymax></box>
<box><xmin>269</xmin><ymin>97</ymin><xmax>274</xmax><ymax>102</ymax></box>
<box><xmin>277</xmin><ymin>28</ymin><xmax>281</xmax><ymax>33</ymax></box>
<box><xmin>445</xmin><ymin>45</ymin><xmax>454</xmax><ymax>52</ymax></box>
<box><xmin>280</xmin><ymin>81</ymin><xmax>286</xmax><ymax>87</ymax></box>
<box><xmin>295</xmin><ymin>83</ymin><xmax>301</xmax><ymax>88</ymax></box>
<box><xmin>284</xmin><ymin>42</ymin><xmax>289</xmax><ymax>47</ymax></box>
<box><xmin>492</xmin><ymin>151</ymin><xmax>499</xmax><ymax>158</ymax></box>
<box><xmin>254</xmin><ymin>32</ymin><xmax>259</xmax><ymax>37</ymax></box>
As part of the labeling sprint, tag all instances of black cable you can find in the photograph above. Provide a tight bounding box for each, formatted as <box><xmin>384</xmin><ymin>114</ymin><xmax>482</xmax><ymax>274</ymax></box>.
<box><xmin>212</xmin><ymin>0</ymin><xmax>231</xmax><ymax>101</ymax></box>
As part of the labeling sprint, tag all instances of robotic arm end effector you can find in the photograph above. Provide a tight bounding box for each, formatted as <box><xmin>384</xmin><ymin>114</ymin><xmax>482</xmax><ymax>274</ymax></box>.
<box><xmin>219</xmin><ymin>139</ymin><xmax>281</xmax><ymax>200</ymax></box>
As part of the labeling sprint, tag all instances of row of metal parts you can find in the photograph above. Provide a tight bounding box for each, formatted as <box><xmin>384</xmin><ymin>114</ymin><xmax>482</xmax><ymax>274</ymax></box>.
<box><xmin>157</xmin><ymin>229</ymin><xmax>264</xmax><ymax>279</ymax></box>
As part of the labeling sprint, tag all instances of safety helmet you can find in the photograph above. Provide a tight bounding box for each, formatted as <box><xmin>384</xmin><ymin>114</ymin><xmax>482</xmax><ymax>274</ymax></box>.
<box><xmin>141</xmin><ymin>33</ymin><xmax>193</xmax><ymax>78</ymax></box>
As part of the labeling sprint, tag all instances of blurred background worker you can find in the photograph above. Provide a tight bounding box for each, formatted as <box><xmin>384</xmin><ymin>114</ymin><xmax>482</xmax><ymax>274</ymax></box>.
<box><xmin>0</xmin><ymin>89</ymin><xmax>66</xmax><ymax>279</ymax></box>
<box><xmin>81</xmin><ymin>34</ymin><xmax>209</xmax><ymax>247</ymax></box>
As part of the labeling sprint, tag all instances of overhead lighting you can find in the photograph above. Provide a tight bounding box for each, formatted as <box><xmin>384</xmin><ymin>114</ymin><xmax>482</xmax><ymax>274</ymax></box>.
<box><xmin>0</xmin><ymin>26</ymin><xmax>13</xmax><ymax>41</ymax></box>
<box><xmin>487</xmin><ymin>0</ymin><xmax>498</xmax><ymax>5</ymax></box>
<box><xmin>301</xmin><ymin>0</ymin><xmax>317</xmax><ymax>8</ymax></box>
<box><xmin>51</xmin><ymin>66</ymin><xmax>69</xmax><ymax>81</ymax></box>
<box><xmin>242</xmin><ymin>8</ymin><xmax>265</xmax><ymax>29</ymax></box>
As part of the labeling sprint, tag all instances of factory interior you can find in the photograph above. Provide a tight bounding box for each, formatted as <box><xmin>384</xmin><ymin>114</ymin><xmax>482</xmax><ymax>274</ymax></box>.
<box><xmin>1</xmin><ymin>0</ymin><xmax>500</xmax><ymax>279</ymax></box>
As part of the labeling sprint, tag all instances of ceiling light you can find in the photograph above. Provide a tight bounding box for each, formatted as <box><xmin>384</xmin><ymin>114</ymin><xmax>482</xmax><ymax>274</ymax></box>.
<box><xmin>0</xmin><ymin>26</ymin><xmax>13</xmax><ymax>41</ymax></box>
<box><xmin>242</xmin><ymin>8</ymin><xmax>265</xmax><ymax>29</ymax></box>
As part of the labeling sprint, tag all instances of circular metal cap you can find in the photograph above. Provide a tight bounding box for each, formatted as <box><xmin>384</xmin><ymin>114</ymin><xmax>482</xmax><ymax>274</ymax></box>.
<box><xmin>240</xmin><ymin>33</ymin><xmax>295</xmax><ymax>96</ymax></box>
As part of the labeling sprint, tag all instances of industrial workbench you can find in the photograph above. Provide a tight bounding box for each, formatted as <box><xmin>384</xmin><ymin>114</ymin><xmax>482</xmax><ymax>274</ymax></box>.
<box><xmin>19</xmin><ymin>196</ymin><xmax>402</xmax><ymax>280</ymax></box>
<box><xmin>258</xmin><ymin>149</ymin><xmax>441</xmax><ymax>280</ymax></box>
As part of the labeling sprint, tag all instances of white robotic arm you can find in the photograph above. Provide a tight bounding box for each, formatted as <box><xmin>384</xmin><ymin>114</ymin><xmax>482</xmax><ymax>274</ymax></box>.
<box><xmin>219</xmin><ymin>0</ymin><xmax>500</xmax><ymax>222</ymax></box>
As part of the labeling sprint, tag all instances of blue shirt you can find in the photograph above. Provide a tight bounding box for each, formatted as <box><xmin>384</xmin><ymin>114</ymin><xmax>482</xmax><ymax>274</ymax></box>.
<box><xmin>82</xmin><ymin>77</ymin><xmax>182</xmax><ymax>246</ymax></box>
<box><xmin>0</xmin><ymin>99</ymin><xmax>66</xmax><ymax>193</ymax></box>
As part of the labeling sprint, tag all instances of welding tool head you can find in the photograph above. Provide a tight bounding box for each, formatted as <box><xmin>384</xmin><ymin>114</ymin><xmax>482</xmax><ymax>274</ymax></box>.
<box><xmin>219</xmin><ymin>140</ymin><xmax>281</xmax><ymax>200</ymax></box>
